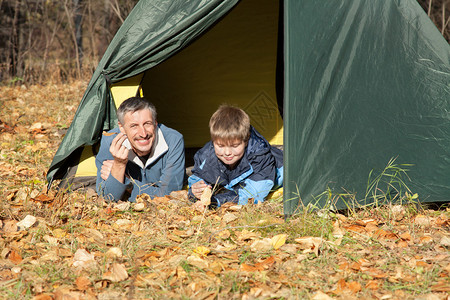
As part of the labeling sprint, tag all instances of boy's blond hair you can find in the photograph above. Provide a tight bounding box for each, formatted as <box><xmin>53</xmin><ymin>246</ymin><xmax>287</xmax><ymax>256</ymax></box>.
<box><xmin>209</xmin><ymin>105</ymin><xmax>250</xmax><ymax>142</ymax></box>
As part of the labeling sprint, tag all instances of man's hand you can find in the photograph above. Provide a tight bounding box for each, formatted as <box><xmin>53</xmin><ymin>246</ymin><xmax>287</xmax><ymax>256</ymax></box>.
<box><xmin>109</xmin><ymin>133</ymin><xmax>129</xmax><ymax>164</ymax></box>
<box><xmin>191</xmin><ymin>180</ymin><xmax>211</xmax><ymax>199</ymax></box>
<box><xmin>107</xmin><ymin>133</ymin><xmax>129</xmax><ymax>183</ymax></box>
<box><xmin>100</xmin><ymin>160</ymin><xmax>114</xmax><ymax>180</ymax></box>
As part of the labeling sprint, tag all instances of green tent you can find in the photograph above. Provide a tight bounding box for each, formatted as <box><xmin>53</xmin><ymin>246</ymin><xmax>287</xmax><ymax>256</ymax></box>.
<box><xmin>47</xmin><ymin>0</ymin><xmax>450</xmax><ymax>214</ymax></box>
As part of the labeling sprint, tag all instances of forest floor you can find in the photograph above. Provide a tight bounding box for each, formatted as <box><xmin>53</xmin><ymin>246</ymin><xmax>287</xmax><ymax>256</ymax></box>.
<box><xmin>0</xmin><ymin>81</ymin><xmax>449</xmax><ymax>299</ymax></box>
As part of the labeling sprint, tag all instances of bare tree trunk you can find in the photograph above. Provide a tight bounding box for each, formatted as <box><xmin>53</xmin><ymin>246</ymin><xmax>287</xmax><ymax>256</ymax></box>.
<box><xmin>64</xmin><ymin>0</ymin><xmax>81</xmax><ymax>78</ymax></box>
<box><xmin>9</xmin><ymin>0</ymin><xmax>21</xmax><ymax>78</ymax></box>
<box><xmin>74</xmin><ymin>0</ymin><xmax>83</xmax><ymax>70</ymax></box>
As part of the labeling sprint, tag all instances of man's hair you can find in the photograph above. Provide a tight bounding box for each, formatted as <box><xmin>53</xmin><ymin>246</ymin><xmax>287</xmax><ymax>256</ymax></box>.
<box><xmin>117</xmin><ymin>97</ymin><xmax>157</xmax><ymax>124</ymax></box>
<box><xmin>209</xmin><ymin>105</ymin><xmax>250</xmax><ymax>142</ymax></box>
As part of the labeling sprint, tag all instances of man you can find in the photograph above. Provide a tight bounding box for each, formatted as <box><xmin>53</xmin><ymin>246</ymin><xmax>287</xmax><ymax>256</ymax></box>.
<box><xmin>95</xmin><ymin>97</ymin><xmax>185</xmax><ymax>202</ymax></box>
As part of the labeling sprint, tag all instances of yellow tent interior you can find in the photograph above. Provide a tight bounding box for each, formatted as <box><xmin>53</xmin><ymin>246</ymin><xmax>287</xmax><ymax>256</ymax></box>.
<box><xmin>73</xmin><ymin>0</ymin><xmax>283</xmax><ymax>180</ymax></box>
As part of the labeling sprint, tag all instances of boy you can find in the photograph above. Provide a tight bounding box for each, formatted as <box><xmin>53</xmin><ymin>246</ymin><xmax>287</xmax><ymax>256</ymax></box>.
<box><xmin>188</xmin><ymin>105</ymin><xmax>283</xmax><ymax>208</ymax></box>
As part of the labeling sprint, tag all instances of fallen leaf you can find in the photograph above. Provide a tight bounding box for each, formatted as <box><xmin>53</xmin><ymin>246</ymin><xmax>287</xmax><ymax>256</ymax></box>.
<box><xmin>31</xmin><ymin>194</ymin><xmax>54</xmax><ymax>203</ymax></box>
<box><xmin>75</xmin><ymin>276</ymin><xmax>91</xmax><ymax>290</ymax></box>
<box><xmin>3</xmin><ymin>220</ymin><xmax>18</xmax><ymax>232</ymax></box>
<box><xmin>250</xmin><ymin>238</ymin><xmax>273</xmax><ymax>252</ymax></box>
<box><xmin>72</xmin><ymin>249</ymin><xmax>97</xmax><ymax>269</ymax></box>
<box><xmin>106</xmin><ymin>247</ymin><xmax>123</xmax><ymax>258</ymax></box>
<box><xmin>399</xmin><ymin>232</ymin><xmax>411</xmax><ymax>241</ymax></box>
<box><xmin>295</xmin><ymin>236</ymin><xmax>324</xmax><ymax>256</ymax></box>
<box><xmin>415</xmin><ymin>215</ymin><xmax>432</xmax><ymax>226</ymax></box>
<box><xmin>347</xmin><ymin>281</ymin><xmax>361</xmax><ymax>294</ymax></box>
<box><xmin>200</xmin><ymin>187</ymin><xmax>212</xmax><ymax>206</ymax></box>
<box><xmin>420</xmin><ymin>236</ymin><xmax>434</xmax><ymax>244</ymax></box>
<box><xmin>440</xmin><ymin>236</ymin><xmax>450</xmax><ymax>247</ymax></box>
<box><xmin>8</xmin><ymin>249</ymin><xmax>22</xmax><ymax>264</ymax></box>
<box><xmin>271</xmin><ymin>234</ymin><xmax>287</xmax><ymax>250</ymax></box>
<box><xmin>430</xmin><ymin>281</ymin><xmax>450</xmax><ymax>292</ymax></box>
<box><xmin>32</xmin><ymin>294</ymin><xmax>54</xmax><ymax>300</ymax></box>
<box><xmin>193</xmin><ymin>246</ymin><xmax>210</xmax><ymax>257</ymax></box>
<box><xmin>365</xmin><ymin>280</ymin><xmax>379</xmax><ymax>290</ymax></box>
<box><xmin>311</xmin><ymin>291</ymin><xmax>333</xmax><ymax>300</ymax></box>
<box><xmin>187</xmin><ymin>255</ymin><xmax>208</xmax><ymax>269</ymax></box>
<box><xmin>133</xmin><ymin>202</ymin><xmax>145</xmax><ymax>211</ymax></box>
<box><xmin>222</xmin><ymin>212</ymin><xmax>238</xmax><ymax>223</ymax></box>
<box><xmin>240</xmin><ymin>263</ymin><xmax>263</xmax><ymax>272</ymax></box>
<box><xmin>102</xmin><ymin>263</ymin><xmax>128</xmax><ymax>282</ymax></box>
<box><xmin>255</xmin><ymin>256</ymin><xmax>275</xmax><ymax>269</ymax></box>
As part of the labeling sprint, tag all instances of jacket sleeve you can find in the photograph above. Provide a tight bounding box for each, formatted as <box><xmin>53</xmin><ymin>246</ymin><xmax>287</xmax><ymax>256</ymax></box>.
<box><xmin>235</xmin><ymin>153</ymin><xmax>276</xmax><ymax>205</ymax></box>
<box><xmin>95</xmin><ymin>134</ymin><xmax>128</xmax><ymax>201</ymax></box>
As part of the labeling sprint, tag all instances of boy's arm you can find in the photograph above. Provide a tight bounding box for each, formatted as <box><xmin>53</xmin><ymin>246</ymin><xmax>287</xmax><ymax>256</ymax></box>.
<box><xmin>234</xmin><ymin>153</ymin><xmax>277</xmax><ymax>205</ymax></box>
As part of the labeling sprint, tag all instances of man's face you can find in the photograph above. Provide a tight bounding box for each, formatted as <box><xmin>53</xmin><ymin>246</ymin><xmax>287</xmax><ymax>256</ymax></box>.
<box><xmin>213</xmin><ymin>138</ymin><xmax>246</xmax><ymax>169</ymax></box>
<box><xmin>119</xmin><ymin>109</ymin><xmax>157</xmax><ymax>157</ymax></box>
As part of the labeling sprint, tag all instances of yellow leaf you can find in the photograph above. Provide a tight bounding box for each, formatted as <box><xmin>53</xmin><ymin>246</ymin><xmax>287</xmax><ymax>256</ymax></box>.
<box><xmin>52</xmin><ymin>228</ymin><xmax>67</xmax><ymax>238</ymax></box>
<box><xmin>200</xmin><ymin>187</ymin><xmax>212</xmax><ymax>206</ymax></box>
<box><xmin>193</xmin><ymin>246</ymin><xmax>210</xmax><ymax>257</ymax></box>
<box><xmin>271</xmin><ymin>234</ymin><xmax>287</xmax><ymax>250</ymax></box>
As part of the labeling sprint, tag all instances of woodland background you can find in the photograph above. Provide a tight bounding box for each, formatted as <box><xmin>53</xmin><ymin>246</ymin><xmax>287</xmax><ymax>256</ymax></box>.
<box><xmin>0</xmin><ymin>0</ymin><xmax>449</xmax><ymax>85</ymax></box>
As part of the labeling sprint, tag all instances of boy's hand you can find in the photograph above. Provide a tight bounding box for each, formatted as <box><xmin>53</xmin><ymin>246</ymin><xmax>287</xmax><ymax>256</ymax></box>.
<box><xmin>191</xmin><ymin>180</ymin><xmax>211</xmax><ymax>199</ymax></box>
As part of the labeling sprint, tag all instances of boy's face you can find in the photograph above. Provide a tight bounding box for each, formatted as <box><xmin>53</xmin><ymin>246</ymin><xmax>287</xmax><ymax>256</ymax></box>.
<box><xmin>119</xmin><ymin>109</ymin><xmax>157</xmax><ymax>157</ymax></box>
<box><xmin>213</xmin><ymin>138</ymin><xmax>247</xmax><ymax>169</ymax></box>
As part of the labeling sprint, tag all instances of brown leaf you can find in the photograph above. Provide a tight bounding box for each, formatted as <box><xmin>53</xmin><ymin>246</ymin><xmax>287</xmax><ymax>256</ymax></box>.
<box><xmin>347</xmin><ymin>281</ymin><xmax>361</xmax><ymax>294</ymax></box>
<box><xmin>3</xmin><ymin>220</ymin><xmax>18</xmax><ymax>232</ymax></box>
<box><xmin>8</xmin><ymin>250</ymin><xmax>22</xmax><ymax>264</ymax></box>
<box><xmin>397</xmin><ymin>240</ymin><xmax>409</xmax><ymax>248</ymax></box>
<box><xmin>399</xmin><ymin>232</ymin><xmax>411</xmax><ymax>241</ymax></box>
<box><xmin>254</xmin><ymin>256</ymin><xmax>275</xmax><ymax>270</ymax></box>
<box><xmin>102</xmin><ymin>263</ymin><xmax>128</xmax><ymax>282</ymax></box>
<box><xmin>430</xmin><ymin>281</ymin><xmax>450</xmax><ymax>292</ymax></box>
<box><xmin>419</xmin><ymin>235</ymin><xmax>434</xmax><ymax>244</ymax></box>
<box><xmin>311</xmin><ymin>291</ymin><xmax>333</xmax><ymax>300</ymax></box>
<box><xmin>200</xmin><ymin>187</ymin><xmax>212</xmax><ymax>206</ymax></box>
<box><xmin>240</xmin><ymin>263</ymin><xmax>263</xmax><ymax>272</ymax></box>
<box><xmin>32</xmin><ymin>294</ymin><xmax>54</xmax><ymax>300</ymax></box>
<box><xmin>365</xmin><ymin>280</ymin><xmax>379</xmax><ymax>290</ymax></box>
<box><xmin>75</xmin><ymin>276</ymin><xmax>91</xmax><ymax>290</ymax></box>
<box><xmin>31</xmin><ymin>194</ymin><xmax>54</xmax><ymax>203</ymax></box>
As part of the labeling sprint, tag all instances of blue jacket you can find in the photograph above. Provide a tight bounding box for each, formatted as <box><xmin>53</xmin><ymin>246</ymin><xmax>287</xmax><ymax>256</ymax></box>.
<box><xmin>96</xmin><ymin>124</ymin><xmax>185</xmax><ymax>202</ymax></box>
<box><xmin>188</xmin><ymin>126</ymin><xmax>283</xmax><ymax>206</ymax></box>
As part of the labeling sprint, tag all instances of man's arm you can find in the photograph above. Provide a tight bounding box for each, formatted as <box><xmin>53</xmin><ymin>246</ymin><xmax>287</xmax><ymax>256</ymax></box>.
<box><xmin>131</xmin><ymin>131</ymin><xmax>185</xmax><ymax>198</ymax></box>
<box><xmin>156</xmin><ymin>133</ymin><xmax>185</xmax><ymax>196</ymax></box>
<box><xmin>95</xmin><ymin>132</ymin><xmax>130</xmax><ymax>201</ymax></box>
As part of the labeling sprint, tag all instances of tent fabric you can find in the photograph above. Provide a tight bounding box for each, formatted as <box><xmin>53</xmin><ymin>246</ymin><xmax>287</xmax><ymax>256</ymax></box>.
<box><xmin>284</xmin><ymin>0</ymin><xmax>450</xmax><ymax>213</ymax></box>
<box><xmin>47</xmin><ymin>0</ymin><xmax>240</xmax><ymax>184</ymax></box>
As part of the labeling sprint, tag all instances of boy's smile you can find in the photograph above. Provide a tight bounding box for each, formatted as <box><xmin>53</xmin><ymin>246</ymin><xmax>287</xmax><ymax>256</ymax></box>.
<box><xmin>213</xmin><ymin>139</ymin><xmax>247</xmax><ymax>169</ymax></box>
